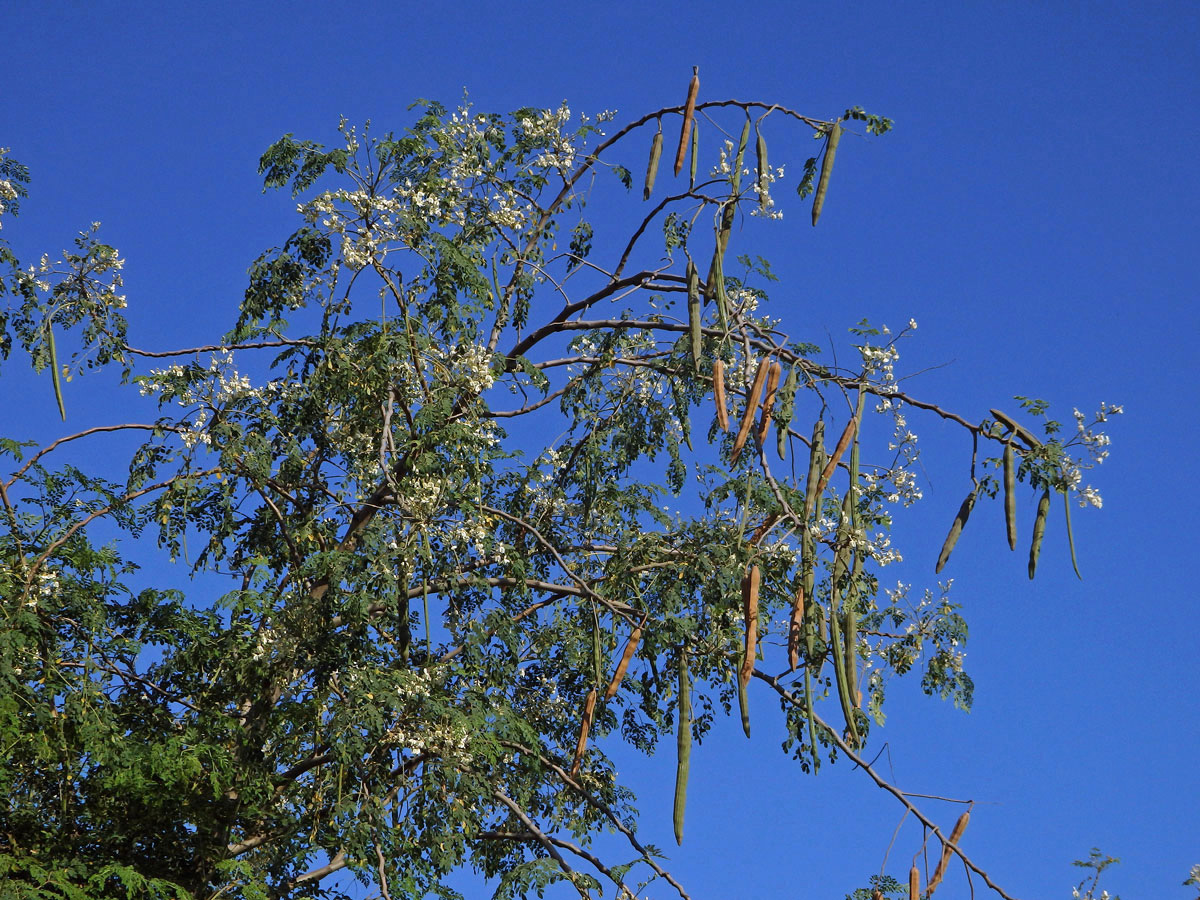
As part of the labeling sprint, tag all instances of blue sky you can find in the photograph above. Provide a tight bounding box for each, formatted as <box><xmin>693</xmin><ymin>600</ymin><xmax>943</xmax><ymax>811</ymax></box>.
<box><xmin>3</xmin><ymin>1</ymin><xmax>1197</xmax><ymax>897</ymax></box>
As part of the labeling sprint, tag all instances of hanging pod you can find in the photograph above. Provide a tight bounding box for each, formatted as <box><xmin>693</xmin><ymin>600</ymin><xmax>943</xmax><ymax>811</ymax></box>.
<box><xmin>926</xmin><ymin>811</ymin><xmax>971</xmax><ymax>895</ymax></box>
<box><xmin>730</xmin><ymin>357</ymin><xmax>772</xmax><ymax>465</ymax></box>
<box><xmin>935</xmin><ymin>486</ymin><xmax>979</xmax><ymax>573</ymax></box>
<box><xmin>673</xmin><ymin>648</ymin><xmax>692</xmax><ymax>845</ymax></box>
<box><xmin>1003</xmin><ymin>442</ymin><xmax>1018</xmax><ymax>550</ymax></box>
<box><xmin>686</xmin><ymin>260</ymin><xmax>702</xmax><ymax>372</ymax></box>
<box><xmin>1028</xmin><ymin>487</ymin><xmax>1051</xmax><ymax>579</ymax></box>
<box><xmin>674</xmin><ymin>67</ymin><xmax>699</xmax><ymax>176</ymax></box>
<box><xmin>811</xmin><ymin>119</ymin><xmax>842</xmax><ymax>226</ymax></box>
<box><xmin>643</xmin><ymin>126</ymin><xmax>663</xmax><ymax>201</ymax></box>
<box><xmin>712</xmin><ymin>359</ymin><xmax>730</xmax><ymax>432</ymax></box>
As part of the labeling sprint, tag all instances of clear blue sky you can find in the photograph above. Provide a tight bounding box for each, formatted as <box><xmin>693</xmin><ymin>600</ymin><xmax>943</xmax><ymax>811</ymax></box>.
<box><xmin>3</xmin><ymin>2</ymin><xmax>1197</xmax><ymax>897</ymax></box>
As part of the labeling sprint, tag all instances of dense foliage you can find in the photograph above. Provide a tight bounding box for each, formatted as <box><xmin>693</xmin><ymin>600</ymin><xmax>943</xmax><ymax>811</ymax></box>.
<box><xmin>0</xmin><ymin>88</ymin><xmax>1118</xmax><ymax>900</ymax></box>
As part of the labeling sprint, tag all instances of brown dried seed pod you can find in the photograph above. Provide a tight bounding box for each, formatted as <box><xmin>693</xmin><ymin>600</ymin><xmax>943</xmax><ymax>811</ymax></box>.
<box><xmin>755</xmin><ymin>361</ymin><xmax>783</xmax><ymax>446</ymax></box>
<box><xmin>644</xmin><ymin>127</ymin><xmax>663</xmax><ymax>201</ymax></box>
<box><xmin>731</xmin><ymin>357</ymin><xmax>772</xmax><ymax>464</ymax></box>
<box><xmin>674</xmin><ymin>67</ymin><xmax>700</xmax><ymax>176</ymax></box>
<box><xmin>788</xmin><ymin>582</ymin><xmax>805</xmax><ymax>671</ymax></box>
<box><xmin>712</xmin><ymin>359</ymin><xmax>730</xmax><ymax>431</ymax></box>
<box><xmin>603</xmin><ymin>622</ymin><xmax>644</xmax><ymax>700</ymax></box>
<box><xmin>740</xmin><ymin>565</ymin><xmax>760</xmax><ymax>693</ymax></box>
<box><xmin>815</xmin><ymin>415</ymin><xmax>858</xmax><ymax>498</ymax></box>
<box><xmin>686</xmin><ymin>261</ymin><xmax>702</xmax><ymax>372</ymax></box>
<box><xmin>926</xmin><ymin>810</ymin><xmax>971</xmax><ymax>895</ymax></box>
<box><xmin>689</xmin><ymin>119</ymin><xmax>699</xmax><ymax>188</ymax></box>
<box><xmin>570</xmin><ymin>689</ymin><xmax>598</xmax><ymax>777</ymax></box>
<box><xmin>909</xmin><ymin>865</ymin><xmax>920</xmax><ymax>900</ymax></box>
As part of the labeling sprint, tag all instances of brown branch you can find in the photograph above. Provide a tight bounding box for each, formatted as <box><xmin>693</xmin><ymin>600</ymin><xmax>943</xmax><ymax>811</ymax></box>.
<box><xmin>123</xmin><ymin>338</ymin><xmax>317</xmax><ymax>358</ymax></box>
<box><xmin>5</xmin><ymin>423</ymin><xmax>184</xmax><ymax>489</ymax></box>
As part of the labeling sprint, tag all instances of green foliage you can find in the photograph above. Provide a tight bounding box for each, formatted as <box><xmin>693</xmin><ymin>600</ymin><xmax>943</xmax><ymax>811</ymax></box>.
<box><xmin>0</xmin><ymin>94</ymin><xmax>1118</xmax><ymax>900</ymax></box>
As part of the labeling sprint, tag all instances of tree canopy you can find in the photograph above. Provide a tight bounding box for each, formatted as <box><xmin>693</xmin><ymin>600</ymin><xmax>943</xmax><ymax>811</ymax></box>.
<box><xmin>0</xmin><ymin>82</ymin><xmax>1120</xmax><ymax>900</ymax></box>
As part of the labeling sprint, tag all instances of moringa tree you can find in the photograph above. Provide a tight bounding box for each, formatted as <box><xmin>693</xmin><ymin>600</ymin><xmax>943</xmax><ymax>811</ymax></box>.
<box><xmin>0</xmin><ymin>77</ymin><xmax>1118</xmax><ymax>900</ymax></box>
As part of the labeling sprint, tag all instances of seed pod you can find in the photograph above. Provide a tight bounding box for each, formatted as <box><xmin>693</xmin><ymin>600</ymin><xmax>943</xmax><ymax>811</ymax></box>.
<box><xmin>1028</xmin><ymin>487</ymin><xmax>1051</xmax><ymax>579</ymax></box>
<box><xmin>644</xmin><ymin>127</ymin><xmax>663</xmax><ymax>201</ymax></box>
<box><xmin>755</xmin><ymin>361</ymin><xmax>783</xmax><ymax>446</ymax></box>
<box><xmin>815</xmin><ymin>415</ymin><xmax>858</xmax><ymax>499</ymax></box>
<box><xmin>909</xmin><ymin>865</ymin><xmax>920</xmax><ymax>900</ymax></box>
<box><xmin>811</xmin><ymin>119</ymin><xmax>841</xmax><ymax>227</ymax></box>
<box><xmin>1063</xmin><ymin>489</ymin><xmax>1082</xmax><ymax>579</ymax></box>
<box><xmin>707</xmin><ymin>241</ymin><xmax>729</xmax><ymax>327</ymax></box>
<box><xmin>845</xmin><ymin>551</ymin><xmax>861</xmax><ymax>706</ymax></box>
<box><xmin>803</xmin><ymin>419</ymin><xmax>826</xmax><ymax>520</ymax></box>
<box><xmin>674</xmin><ymin>67</ymin><xmax>700</xmax><ymax>176</ymax></box>
<box><xmin>570</xmin><ymin>688</ymin><xmax>598</xmax><ymax>777</ymax></box>
<box><xmin>731</xmin><ymin>357</ymin><xmax>771</xmax><ymax>464</ymax></box>
<box><xmin>775</xmin><ymin>364</ymin><xmax>799</xmax><ymax>461</ymax></box>
<box><xmin>755</xmin><ymin>127</ymin><xmax>769</xmax><ymax>212</ymax></box>
<box><xmin>927</xmin><ymin>811</ymin><xmax>971</xmax><ymax>895</ymax></box>
<box><xmin>686</xmin><ymin>261</ymin><xmax>702</xmax><ymax>372</ymax></box>
<box><xmin>47</xmin><ymin>324</ymin><xmax>66</xmax><ymax>421</ymax></box>
<box><xmin>990</xmin><ymin>408</ymin><xmax>1041</xmax><ymax>448</ymax></box>
<box><xmin>740</xmin><ymin>565</ymin><xmax>759</xmax><ymax>693</ymax></box>
<box><xmin>935</xmin><ymin>486</ymin><xmax>979</xmax><ymax>574</ymax></box>
<box><xmin>712</xmin><ymin>359</ymin><xmax>730</xmax><ymax>432</ymax></box>
<box><xmin>603</xmin><ymin>622</ymin><xmax>644</xmax><ymax>699</ymax></box>
<box><xmin>749</xmin><ymin>512</ymin><xmax>780</xmax><ymax>546</ymax></box>
<box><xmin>689</xmin><ymin>120</ymin><xmax>699</xmax><ymax>189</ymax></box>
<box><xmin>804</xmin><ymin>668</ymin><xmax>820</xmax><ymax>773</ymax></box>
<box><xmin>1003</xmin><ymin>443</ymin><xmax>1018</xmax><ymax>550</ymax></box>
<box><xmin>788</xmin><ymin>581</ymin><xmax>805</xmax><ymax>671</ymax></box>
<box><xmin>673</xmin><ymin>648</ymin><xmax>692</xmax><ymax>845</ymax></box>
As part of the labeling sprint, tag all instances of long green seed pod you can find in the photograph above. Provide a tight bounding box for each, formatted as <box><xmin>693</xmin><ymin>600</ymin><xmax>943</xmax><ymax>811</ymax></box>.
<box><xmin>1063</xmin><ymin>489</ymin><xmax>1082</xmax><ymax>579</ymax></box>
<box><xmin>803</xmin><ymin>418</ymin><xmax>826</xmax><ymax>520</ymax></box>
<box><xmin>935</xmin><ymin>487</ymin><xmax>979</xmax><ymax>573</ymax></box>
<box><xmin>686</xmin><ymin>261</ymin><xmax>702</xmax><ymax>372</ymax></box>
<box><xmin>755</xmin><ymin>127</ymin><xmax>769</xmax><ymax>212</ymax></box>
<box><xmin>804</xmin><ymin>668</ymin><xmax>820</xmax><ymax>773</ymax></box>
<box><xmin>845</xmin><ymin>549</ymin><xmax>861</xmax><ymax>707</ymax></box>
<box><xmin>47</xmin><ymin>325</ymin><xmax>66</xmax><ymax>421</ymax></box>
<box><xmin>775</xmin><ymin>364</ymin><xmax>798</xmax><ymax>460</ymax></box>
<box><xmin>644</xmin><ymin>127</ymin><xmax>663</xmax><ymax>201</ymax></box>
<box><xmin>689</xmin><ymin>120</ymin><xmax>699</xmax><ymax>189</ymax></box>
<box><xmin>811</xmin><ymin>119</ymin><xmax>841</xmax><ymax>226</ymax></box>
<box><xmin>708</xmin><ymin>241</ymin><xmax>728</xmax><ymax>327</ymax></box>
<box><xmin>674</xmin><ymin>67</ymin><xmax>699</xmax><ymax>176</ymax></box>
<box><xmin>829</xmin><ymin>492</ymin><xmax>860</xmax><ymax>747</ymax></box>
<box><xmin>673</xmin><ymin>648</ymin><xmax>691</xmax><ymax>845</ymax></box>
<box><xmin>1003</xmin><ymin>442</ymin><xmax>1018</xmax><ymax>550</ymax></box>
<box><xmin>1028</xmin><ymin>487</ymin><xmax>1051</xmax><ymax>579</ymax></box>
